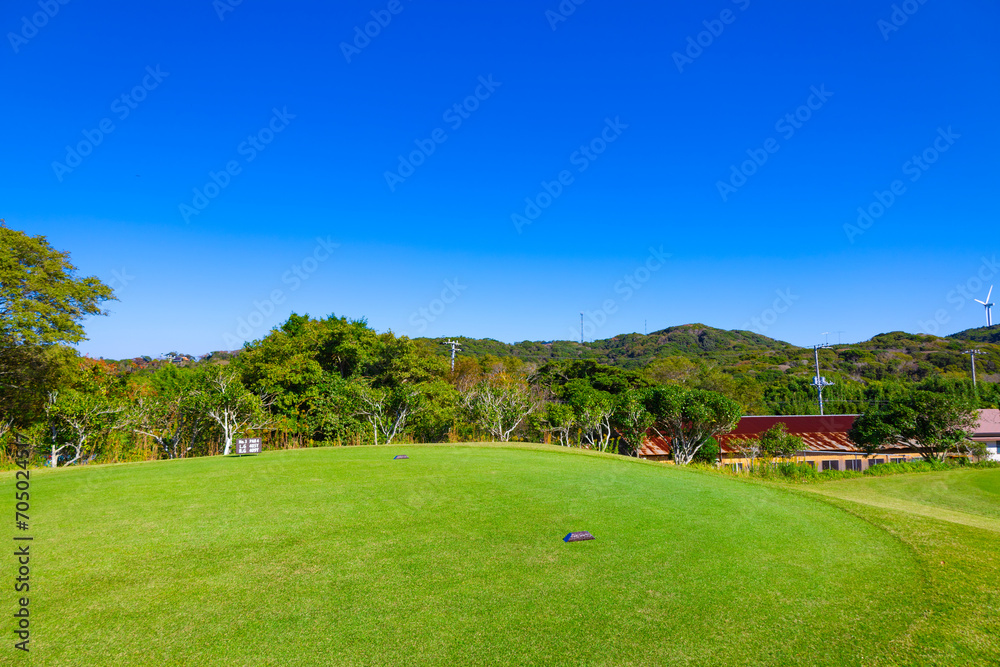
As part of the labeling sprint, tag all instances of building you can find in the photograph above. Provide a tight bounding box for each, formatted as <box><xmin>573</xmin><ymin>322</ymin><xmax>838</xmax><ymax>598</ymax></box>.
<box><xmin>971</xmin><ymin>409</ymin><xmax>1000</xmax><ymax>462</ymax></box>
<box><xmin>637</xmin><ymin>412</ymin><xmax>991</xmax><ymax>469</ymax></box>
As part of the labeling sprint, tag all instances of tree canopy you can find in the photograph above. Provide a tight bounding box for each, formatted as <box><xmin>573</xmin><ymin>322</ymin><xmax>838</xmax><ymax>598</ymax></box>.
<box><xmin>0</xmin><ymin>226</ymin><xmax>115</xmax><ymax>346</ymax></box>
<box><xmin>848</xmin><ymin>389</ymin><xmax>978</xmax><ymax>462</ymax></box>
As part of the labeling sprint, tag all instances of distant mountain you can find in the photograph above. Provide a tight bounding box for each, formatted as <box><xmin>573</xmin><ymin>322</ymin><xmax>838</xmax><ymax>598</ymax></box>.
<box><xmin>415</xmin><ymin>324</ymin><xmax>1000</xmax><ymax>382</ymax></box>
<box><xmin>413</xmin><ymin>324</ymin><xmax>797</xmax><ymax>369</ymax></box>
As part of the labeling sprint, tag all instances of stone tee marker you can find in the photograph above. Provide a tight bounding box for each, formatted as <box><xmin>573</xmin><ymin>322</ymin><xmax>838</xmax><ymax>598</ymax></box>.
<box><xmin>563</xmin><ymin>531</ymin><xmax>595</xmax><ymax>542</ymax></box>
<box><xmin>234</xmin><ymin>438</ymin><xmax>262</xmax><ymax>455</ymax></box>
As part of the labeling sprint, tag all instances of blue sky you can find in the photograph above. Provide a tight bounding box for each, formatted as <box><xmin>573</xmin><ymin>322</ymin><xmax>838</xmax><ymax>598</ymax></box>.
<box><xmin>2</xmin><ymin>0</ymin><xmax>998</xmax><ymax>358</ymax></box>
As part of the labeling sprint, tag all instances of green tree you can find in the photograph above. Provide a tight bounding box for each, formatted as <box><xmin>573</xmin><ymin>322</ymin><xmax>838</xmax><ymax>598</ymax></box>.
<box><xmin>461</xmin><ymin>372</ymin><xmax>539</xmax><ymax>442</ymax></box>
<box><xmin>644</xmin><ymin>386</ymin><xmax>742</xmax><ymax>465</ymax></box>
<box><xmin>126</xmin><ymin>368</ymin><xmax>208</xmax><ymax>459</ymax></box>
<box><xmin>732</xmin><ymin>423</ymin><xmax>803</xmax><ymax>471</ymax></box>
<box><xmin>563</xmin><ymin>380</ymin><xmax>615</xmax><ymax>451</ymax></box>
<box><xmin>195</xmin><ymin>366</ymin><xmax>272</xmax><ymax>455</ymax></box>
<box><xmin>44</xmin><ymin>358</ymin><xmax>130</xmax><ymax>466</ymax></box>
<box><xmin>760</xmin><ymin>422</ymin><xmax>803</xmax><ymax>460</ymax></box>
<box><xmin>0</xmin><ymin>226</ymin><xmax>115</xmax><ymax>346</ymax></box>
<box><xmin>408</xmin><ymin>380</ymin><xmax>459</xmax><ymax>443</ymax></box>
<box><xmin>45</xmin><ymin>390</ymin><xmax>125</xmax><ymax>467</ymax></box>
<box><xmin>848</xmin><ymin>390</ymin><xmax>978</xmax><ymax>462</ymax></box>
<box><xmin>611</xmin><ymin>388</ymin><xmax>653</xmax><ymax>457</ymax></box>
<box><xmin>354</xmin><ymin>382</ymin><xmax>422</xmax><ymax>445</ymax></box>
<box><xmin>540</xmin><ymin>402</ymin><xmax>575</xmax><ymax>447</ymax></box>
<box><xmin>0</xmin><ymin>227</ymin><xmax>113</xmax><ymax>428</ymax></box>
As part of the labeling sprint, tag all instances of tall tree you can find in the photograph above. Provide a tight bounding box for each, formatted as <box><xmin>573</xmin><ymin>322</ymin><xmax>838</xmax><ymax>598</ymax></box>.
<box><xmin>0</xmin><ymin>226</ymin><xmax>115</xmax><ymax>346</ymax></box>
<box><xmin>541</xmin><ymin>402</ymin><xmax>574</xmax><ymax>447</ymax></box>
<box><xmin>848</xmin><ymin>390</ymin><xmax>977</xmax><ymax>462</ymax></box>
<box><xmin>611</xmin><ymin>388</ymin><xmax>654</xmax><ymax>457</ymax></box>
<box><xmin>0</xmin><ymin>227</ymin><xmax>113</xmax><ymax>428</ymax></box>
<box><xmin>354</xmin><ymin>382</ymin><xmax>421</xmax><ymax>446</ymax></box>
<box><xmin>195</xmin><ymin>366</ymin><xmax>272</xmax><ymax>456</ymax></box>
<box><xmin>461</xmin><ymin>372</ymin><xmax>539</xmax><ymax>442</ymax></box>
<box><xmin>127</xmin><ymin>393</ymin><xmax>206</xmax><ymax>459</ymax></box>
<box><xmin>644</xmin><ymin>386</ymin><xmax>741</xmax><ymax>465</ymax></box>
<box><xmin>562</xmin><ymin>380</ymin><xmax>615</xmax><ymax>451</ymax></box>
<box><xmin>45</xmin><ymin>390</ymin><xmax>125</xmax><ymax>467</ymax></box>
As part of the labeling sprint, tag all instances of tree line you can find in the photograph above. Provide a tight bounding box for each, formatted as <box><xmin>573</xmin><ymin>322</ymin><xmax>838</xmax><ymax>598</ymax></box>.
<box><xmin>0</xmin><ymin>226</ymin><xmax>991</xmax><ymax>468</ymax></box>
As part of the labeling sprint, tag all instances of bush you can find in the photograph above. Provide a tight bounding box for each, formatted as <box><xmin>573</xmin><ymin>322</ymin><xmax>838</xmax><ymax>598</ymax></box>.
<box><xmin>863</xmin><ymin>459</ymin><xmax>947</xmax><ymax>476</ymax></box>
<box><xmin>693</xmin><ymin>438</ymin><xmax>720</xmax><ymax>464</ymax></box>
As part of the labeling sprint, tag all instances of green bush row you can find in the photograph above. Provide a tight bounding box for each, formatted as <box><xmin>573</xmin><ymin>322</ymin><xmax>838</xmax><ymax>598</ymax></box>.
<box><xmin>708</xmin><ymin>457</ymin><xmax>999</xmax><ymax>483</ymax></box>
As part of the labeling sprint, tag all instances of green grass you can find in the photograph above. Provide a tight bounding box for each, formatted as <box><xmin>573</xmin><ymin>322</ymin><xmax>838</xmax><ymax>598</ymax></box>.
<box><xmin>804</xmin><ymin>467</ymin><xmax>1000</xmax><ymax>526</ymax></box>
<box><xmin>5</xmin><ymin>444</ymin><xmax>993</xmax><ymax>665</ymax></box>
<box><xmin>790</xmin><ymin>469</ymin><xmax>1000</xmax><ymax>664</ymax></box>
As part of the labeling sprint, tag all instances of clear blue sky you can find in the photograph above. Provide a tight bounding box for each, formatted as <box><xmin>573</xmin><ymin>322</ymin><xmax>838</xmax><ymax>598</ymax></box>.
<box><xmin>3</xmin><ymin>0</ymin><xmax>998</xmax><ymax>358</ymax></box>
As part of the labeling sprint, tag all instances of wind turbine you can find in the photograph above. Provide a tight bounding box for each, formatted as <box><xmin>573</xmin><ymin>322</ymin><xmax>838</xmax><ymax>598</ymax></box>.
<box><xmin>975</xmin><ymin>286</ymin><xmax>994</xmax><ymax>327</ymax></box>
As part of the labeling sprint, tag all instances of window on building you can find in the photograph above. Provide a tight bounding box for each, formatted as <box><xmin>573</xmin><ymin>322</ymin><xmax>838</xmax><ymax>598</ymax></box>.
<box><xmin>845</xmin><ymin>459</ymin><xmax>862</xmax><ymax>471</ymax></box>
<box><xmin>868</xmin><ymin>458</ymin><xmax>882</xmax><ymax>467</ymax></box>
<box><xmin>821</xmin><ymin>460</ymin><xmax>839</xmax><ymax>471</ymax></box>
<box><xmin>891</xmin><ymin>457</ymin><xmax>906</xmax><ymax>464</ymax></box>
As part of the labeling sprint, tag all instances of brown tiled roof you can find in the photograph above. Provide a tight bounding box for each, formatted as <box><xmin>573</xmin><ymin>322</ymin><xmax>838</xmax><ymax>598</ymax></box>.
<box><xmin>640</xmin><ymin>414</ymin><xmax>895</xmax><ymax>457</ymax></box>
<box><xmin>639</xmin><ymin>410</ymin><xmax>1000</xmax><ymax>457</ymax></box>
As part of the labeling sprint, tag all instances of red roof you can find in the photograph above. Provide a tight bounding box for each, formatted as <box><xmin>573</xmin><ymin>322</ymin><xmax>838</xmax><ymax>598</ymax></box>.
<box><xmin>640</xmin><ymin>414</ymin><xmax>872</xmax><ymax>457</ymax></box>
<box><xmin>639</xmin><ymin>410</ymin><xmax>1000</xmax><ymax>458</ymax></box>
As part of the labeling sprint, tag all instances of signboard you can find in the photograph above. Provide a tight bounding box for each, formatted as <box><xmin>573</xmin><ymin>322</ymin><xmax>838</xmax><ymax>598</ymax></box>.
<box><xmin>235</xmin><ymin>438</ymin><xmax>262</xmax><ymax>455</ymax></box>
<box><xmin>394</xmin><ymin>455</ymin><xmax>409</xmax><ymax>460</ymax></box>
<box><xmin>563</xmin><ymin>531</ymin><xmax>595</xmax><ymax>542</ymax></box>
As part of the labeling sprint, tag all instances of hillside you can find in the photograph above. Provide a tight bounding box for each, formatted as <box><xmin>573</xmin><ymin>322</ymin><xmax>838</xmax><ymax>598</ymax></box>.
<box><xmin>949</xmin><ymin>325</ymin><xmax>1000</xmax><ymax>346</ymax></box>
<box><xmin>414</xmin><ymin>325</ymin><xmax>797</xmax><ymax>368</ymax></box>
<box><xmin>416</xmin><ymin>324</ymin><xmax>1000</xmax><ymax>384</ymax></box>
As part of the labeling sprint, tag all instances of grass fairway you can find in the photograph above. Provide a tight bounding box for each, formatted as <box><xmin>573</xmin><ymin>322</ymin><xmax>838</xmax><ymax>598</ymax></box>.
<box><xmin>806</xmin><ymin>467</ymin><xmax>1000</xmax><ymax>527</ymax></box>
<box><xmin>7</xmin><ymin>445</ymin><xmax>927</xmax><ymax>665</ymax></box>
<box><xmin>796</xmin><ymin>469</ymin><xmax>1000</xmax><ymax>665</ymax></box>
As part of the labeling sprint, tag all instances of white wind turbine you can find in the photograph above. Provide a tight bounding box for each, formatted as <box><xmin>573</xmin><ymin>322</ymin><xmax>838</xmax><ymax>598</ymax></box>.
<box><xmin>975</xmin><ymin>285</ymin><xmax>994</xmax><ymax>327</ymax></box>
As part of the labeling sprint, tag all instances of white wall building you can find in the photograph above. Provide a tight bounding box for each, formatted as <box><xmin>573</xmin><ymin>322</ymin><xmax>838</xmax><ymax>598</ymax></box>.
<box><xmin>972</xmin><ymin>409</ymin><xmax>1000</xmax><ymax>462</ymax></box>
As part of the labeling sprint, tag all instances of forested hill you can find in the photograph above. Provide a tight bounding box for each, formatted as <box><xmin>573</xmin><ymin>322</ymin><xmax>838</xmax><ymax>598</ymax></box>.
<box><xmin>414</xmin><ymin>324</ymin><xmax>1000</xmax><ymax>383</ymax></box>
<box><xmin>414</xmin><ymin>325</ymin><xmax>794</xmax><ymax>368</ymax></box>
<box><xmin>949</xmin><ymin>326</ymin><xmax>1000</xmax><ymax>346</ymax></box>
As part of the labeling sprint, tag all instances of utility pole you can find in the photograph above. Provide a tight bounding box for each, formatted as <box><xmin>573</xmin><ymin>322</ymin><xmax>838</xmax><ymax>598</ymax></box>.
<box><xmin>812</xmin><ymin>344</ymin><xmax>834</xmax><ymax>416</ymax></box>
<box><xmin>964</xmin><ymin>349</ymin><xmax>981</xmax><ymax>387</ymax></box>
<box><xmin>442</xmin><ymin>340</ymin><xmax>461</xmax><ymax>372</ymax></box>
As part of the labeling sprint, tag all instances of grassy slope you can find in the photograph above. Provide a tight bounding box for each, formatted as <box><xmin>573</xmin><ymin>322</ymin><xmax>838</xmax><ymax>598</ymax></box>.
<box><xmin>8</xmin><ymin>445</ymin><xmax>920</xmax><ymax>666</ymax></box>
<box><xmin>793</xmin><ymin>469</ymin><xmax>1000</xmax><ymax>665</ymax></box>
<box><xmin>805</xmin><ymin>469</ymin><xmax>1000</xmax><ymax>529</ymax></box>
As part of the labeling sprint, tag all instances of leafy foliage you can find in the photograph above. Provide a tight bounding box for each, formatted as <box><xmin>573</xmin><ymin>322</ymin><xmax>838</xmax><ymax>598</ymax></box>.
<box><xmin>848</xmin><ymin>389</ymin><xmax>978</xmax><ymax>462</ymax></box>
<box><xmin>644</xmin><ymin>385</ymin><xmax>742</xmax><ymax>465</ymax></box>
<box><xmin>0</xmin><ymin>227</ymin><xmax>115</xmax><ymax>346</ymax></box>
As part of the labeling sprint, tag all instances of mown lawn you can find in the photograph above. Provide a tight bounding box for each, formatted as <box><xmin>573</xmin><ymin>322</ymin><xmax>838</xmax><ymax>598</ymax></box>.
<box><xmin>793</xmin><ymin>468</ymin><xmax>1000</xmax><ymax>665</ymax></box>
<box><xmin>3</xmin><ymin>444</ymin><xmax>931</xmax><ymax>665</ymax></box>
<box><xmin>808</xmin><ymin>467</ymin><xmax>1000</xmax><ymax>523</ymax></box>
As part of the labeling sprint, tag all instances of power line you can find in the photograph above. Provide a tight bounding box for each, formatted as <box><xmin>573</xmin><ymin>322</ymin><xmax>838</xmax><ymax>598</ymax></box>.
<box><xmin>964</xmin><ymin>349</ymin><xmax>982</xmax><ymax>387</ymax></box>
<box><xmin>441</xmin><ymin>340</ymin><xmax>462</xmax><ymax>372</ymax></box>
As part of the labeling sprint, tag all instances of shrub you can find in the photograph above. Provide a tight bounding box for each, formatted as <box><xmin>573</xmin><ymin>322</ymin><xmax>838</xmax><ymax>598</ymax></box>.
<box><xmin>694</xmin><ymin>437</ymin><xmax>720</xmax><ymax>464</ymax></box>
